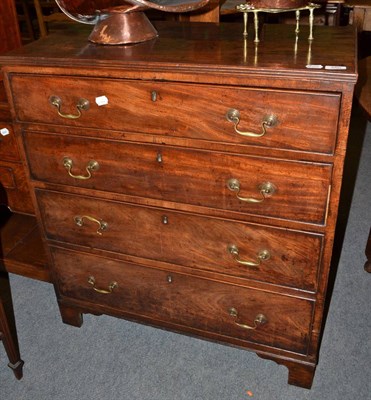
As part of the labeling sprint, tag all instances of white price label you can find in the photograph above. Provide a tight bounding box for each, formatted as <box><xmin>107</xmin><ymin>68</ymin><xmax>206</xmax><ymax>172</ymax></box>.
<box><xmin>0</xmin><ymin>128</ymin><xmax>10</xmax><ymax>136</ymax></box>
<box><xmin>324</xmin><ymin>65</ymin><xmax>347</xmax><ymax>70</ymax></box>
<box><xmin>95</xmin><ymin>95</ymin><xmax>109</xmax><ymax>106</ymax></box>
<box><xmin>306</xmin><ymin>64</ymin><xmax>323</xmax><ymax>69</ymax></box>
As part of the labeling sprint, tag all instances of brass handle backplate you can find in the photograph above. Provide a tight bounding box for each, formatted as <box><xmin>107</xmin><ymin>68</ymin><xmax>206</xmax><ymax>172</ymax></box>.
<box><xmin>88</xmin><ymin>276</ymin><xmax>117</xmax><ymax>294</ymax></box>
<box><xmin>74</xmin><ymin>215</ymin><xmax>108</xmax><ymax>235</ymax></box>
<box><xmin>63</xmin><ymin>157</ymin><xmax>99</xmax><ymax>180</ymax></box>
<box><xmin>226</xmin><ymin>108</ymin><xmax>278</xmax><ymax>138</ymax></box>
<box><xmin>227</xmin><ymin>244</ymin><xmax>270</xmax><ymax>267</ymax></box>
<box><xmin>49</xmin><ymin>95</ymin><xmax>90</xmax><ymax>119</ymax></box>
<box><xmin>227</xmin><ymin>179</ymin><xmax>276</xmax><ymax>203</ymax></box>
<box><xmin>229</xmin><ymin>308</ymin><xmax>267</xmax><ymax>330</ymax></box>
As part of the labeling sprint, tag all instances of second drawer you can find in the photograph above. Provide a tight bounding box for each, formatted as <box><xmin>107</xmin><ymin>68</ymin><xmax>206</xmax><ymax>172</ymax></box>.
<box><xmin>25</xmin><ymin>132</ymin><xmax>332</xmax><ymax>225</ymax></box>
<box><xmin>37</xmin><ymin>190</ymin><xmax>323</xmax><ymax>291</ymax></box>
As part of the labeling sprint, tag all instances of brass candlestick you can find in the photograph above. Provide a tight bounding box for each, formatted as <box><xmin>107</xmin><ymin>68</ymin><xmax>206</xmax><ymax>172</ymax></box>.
<box><xmin>236</xmin><ymin>2</ymin><xmax>321</xmax><ymax>42</ymax></box>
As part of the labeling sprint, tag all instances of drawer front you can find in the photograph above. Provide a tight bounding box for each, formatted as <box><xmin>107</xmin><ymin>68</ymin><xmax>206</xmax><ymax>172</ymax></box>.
<box><xmin>52</xmin><ymin>247</ymin><xmax>313</xmax><ymax>354</ymax></box>
<box><xmin>0</xmin><ymin>124</ymin><xmax>19</xmax><ymax>161</ymax></box>
<box><xmin>11</xmin><ymin>75</ymin><xmax>339</xmax><ymax>154</ymax></box>
<box><xmin>0</xmin><ymin>161</ymin><xmax>34</xmax><ymax>213</ymax></box>
<box><xmin>0</xmin><ymin>166</ymin><xmax>16</xmax><ymax>188</ymax></box>
<box><xmin>37</xmin><ymin>190</ymin><xmax>323</xmax><ymax>291</ymax></box>
<box><xmin>25</xmin><ymin>132</ymin><xmax>332</xmax><ymax>224</ymax></box>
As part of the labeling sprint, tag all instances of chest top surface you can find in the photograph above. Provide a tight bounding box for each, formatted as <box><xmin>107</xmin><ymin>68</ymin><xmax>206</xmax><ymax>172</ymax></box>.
<box><xmin>0</xmin><ymin>22</ymin><xmax>357</xmax><ymax>83</ymax></box>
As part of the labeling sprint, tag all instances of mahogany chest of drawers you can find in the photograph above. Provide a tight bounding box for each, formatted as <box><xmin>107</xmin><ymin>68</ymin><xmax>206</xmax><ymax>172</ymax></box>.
<box><xmin>0</xmin><ymin>22</ymin><xmax>357</xmax><ymax>388</ymax></box>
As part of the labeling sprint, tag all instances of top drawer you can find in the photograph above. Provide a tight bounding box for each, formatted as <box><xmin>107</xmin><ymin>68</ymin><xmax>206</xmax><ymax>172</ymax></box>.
<box><xmin>9</xmin><ymin>74</ymin><xmax>340</xmax><ymax>154</ymax></box>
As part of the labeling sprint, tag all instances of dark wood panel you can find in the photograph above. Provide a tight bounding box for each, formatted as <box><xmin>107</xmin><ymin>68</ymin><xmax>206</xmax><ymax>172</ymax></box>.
<box><xmin>0</xmin><ymin>211</ymin><xmax>37</xmax><ymax>257</ymax></box>
<box><xmin>0</xmin><ymin>160</ymin><xmax>34</xmax><ymax>214</ymax></box>
<box><xmin>4</xmin><ymin>228</ymin><xmax>49</xmax><ymax>281</ymax></box>
<box><xmin>0</xmin><ymin>210</ymin><xmax>49</xmax><ymax>282</ymax></box>
<box><xmin>0</xmin><ymin>0</ymin><xmax>21</xmax><ymax>55</ymax></box>
<box><xmin>0</xmin><ymin>80</ymin><xmax>8</xmax><ymax>103</ymax></box>
<box><xmin>0</xmin><ymin>0</ymin><xmax>32</xmax><ymax>215</ymax></box>
<box><xmin>0</xmin><ymin>124</ymin><xmax>19</xmax><ymax>161</ymax></box>
<box><xmin>0</xmin><ymin>103</ymin><xmax>11</xmax><ymax>121</ymax></box>
<box><xmin>0</xmin><ymin>1</ymin><xmax>41</xmax><ymax>281</ymax></box>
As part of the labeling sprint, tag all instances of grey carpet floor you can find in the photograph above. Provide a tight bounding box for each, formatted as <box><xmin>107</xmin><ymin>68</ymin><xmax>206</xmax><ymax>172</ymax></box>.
<box><xmin>1</xmin><ymin>105</ymin><xmax>370</xmax><ymax>400</ymax></box>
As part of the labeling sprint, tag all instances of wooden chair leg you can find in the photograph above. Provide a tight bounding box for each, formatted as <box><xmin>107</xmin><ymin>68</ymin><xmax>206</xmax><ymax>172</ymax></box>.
<box><xmin>20</xmin><ymin>0</ymin><xmax>36</xmax><ymax>41</ymax></box>
<box><xmin>33</xmin><ymin>0</ymin><xmax>48</xmax><ymax>38</ymax></box>
<box><xmin>0</xmin><ymin>272</ymin><xmax>24</xmax><ymax>379</ymax></box>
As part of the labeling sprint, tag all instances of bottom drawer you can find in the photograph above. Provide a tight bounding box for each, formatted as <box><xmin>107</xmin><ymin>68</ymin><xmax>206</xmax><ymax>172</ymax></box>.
<box><xmin>52</xmin><ymin>247</ymin><xmax>314</xmax><ymax>354</ymax></box>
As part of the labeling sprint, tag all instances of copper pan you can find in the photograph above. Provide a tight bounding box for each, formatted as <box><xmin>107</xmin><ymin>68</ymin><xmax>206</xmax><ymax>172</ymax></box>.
<box><xmin>55</xmin><ymin>0</ymin><xmax>211</xmax><ymax>44</ymax></box>
<box><xmin>55</xmin><ymin>0</ymin><xmax>211</xmax><ymax>24</ymax></box>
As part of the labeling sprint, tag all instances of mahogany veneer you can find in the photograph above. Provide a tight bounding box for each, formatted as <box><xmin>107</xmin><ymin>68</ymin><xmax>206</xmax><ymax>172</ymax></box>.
<box><xmin>0</xmin><ymin>22</ymin><xmax>357</xmax><ymax>388</ymax></box>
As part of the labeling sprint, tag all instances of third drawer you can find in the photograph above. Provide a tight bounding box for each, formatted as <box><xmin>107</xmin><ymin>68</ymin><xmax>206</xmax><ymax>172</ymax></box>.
<box><xmin>37</xmin><ymin>189</ymin><xmax>323</xmax><ymax>292</ymax></box>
